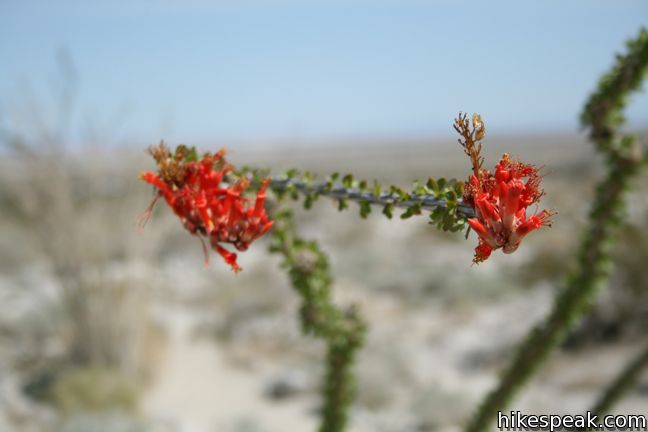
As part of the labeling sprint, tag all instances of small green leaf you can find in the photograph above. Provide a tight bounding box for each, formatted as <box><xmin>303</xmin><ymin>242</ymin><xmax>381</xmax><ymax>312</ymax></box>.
<box><xmin>413</xmin><ymin>180</ymin><xmax>426</xmax><ymax>196</ymax></box>
<box><xmin>454</xmin><ymin>180</ymin><xmax>465</xmax><ymax>196</ymax></box>
<box><xmin>304</xmin><ymin>194</ymin><xmax>314</xmax><ymax>209</ymax></box>
<box><xmin>382</xmin><ymin>204</ymin><xmax>394</xmax><ymax>219</ymax></box>
<box><xmin>373</xmin><ymin>181</ymin><xmax>382</xmax><ymax>197</ymax></box>
<box><xmin>359</xmin><ymin>200</ymin><xmax>371</xmax><ymax>219</ymax></box>
<box><xmin>428</xmin><ymin>206</ymin><xmax>444</xmax><ymax>224</ymax></box>
<box><xmin>342</xmin><ymin>174</ymin><xmax>354</xmax><ymax>188</ymax></box>
<box><xmin>184</xmin><ymin>146</ymin><xmax>199</xmax><ymax>162</ymax></box>
<box><xmin>338</xmin><ymin>198</ymin><xmax>348</xmax><ymax>211</ymax></box>
<box><xmin>303</xmin><ymin>171</ymin><xmax>315</xmax><ymax>184</ymax></box>
<box><xmin>401</xmin><ymin>203</ymin><xmax>421</xmax><ymax>219</ymax></box>
<box><xmin>426</xmin><ymin>178</ymin><xmax>439</xmax><ymax>193</ymax></box>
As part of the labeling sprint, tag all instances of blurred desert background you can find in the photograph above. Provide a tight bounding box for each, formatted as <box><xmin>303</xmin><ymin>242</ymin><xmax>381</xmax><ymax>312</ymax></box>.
<box><xmin>1</xmin><ymin>2</ymin><xmax>647</xmax><ymax>432</ymax></box>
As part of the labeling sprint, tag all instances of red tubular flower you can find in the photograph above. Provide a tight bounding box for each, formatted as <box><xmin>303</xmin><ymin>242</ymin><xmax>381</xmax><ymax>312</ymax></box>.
<box><xmin>139</xmin><ymin>143</ymin><xmax>273</xmax><ymax>272</ymax></box>
<box><xmin>464</xmin><ymin>153</ymin><xmax>554</xmax><ymax>264</ymax></box>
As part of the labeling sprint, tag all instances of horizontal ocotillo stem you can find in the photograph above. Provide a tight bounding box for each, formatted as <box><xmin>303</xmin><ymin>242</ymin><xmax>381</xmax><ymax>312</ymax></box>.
<box><xmin>269</xmin><ymin>177</ymin><xmax>476</xmax><ymax>219</ymax></box>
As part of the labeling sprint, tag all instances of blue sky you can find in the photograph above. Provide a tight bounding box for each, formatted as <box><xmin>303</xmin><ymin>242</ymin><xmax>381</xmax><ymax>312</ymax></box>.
<box><xmin>1</xmin><ymin>1</ymin><xmax>647</xmax><ymax>146</ymax></box>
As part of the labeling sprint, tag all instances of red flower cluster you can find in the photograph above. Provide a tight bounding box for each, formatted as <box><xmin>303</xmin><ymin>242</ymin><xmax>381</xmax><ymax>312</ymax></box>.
<box><xmin>464</xmin><ymin>154</ymin><xmax>554</xmax><ymax>264</ymax></box>
<box><xmin>139</xmin><ymin>143</ymin><xmax>273</xmax><ymax>272</ymax></box>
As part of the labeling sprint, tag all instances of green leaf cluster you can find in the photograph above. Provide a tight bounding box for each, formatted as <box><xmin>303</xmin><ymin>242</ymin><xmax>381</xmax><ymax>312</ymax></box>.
<box><xmin>266</xmin><ymin>169</ymin><xmax>470</xmax><ymax>232</ymax></box>
<box><xmin>425</xmin><ymin>177</ymin><xmax>467</xmax><ymax>232</ymax></box>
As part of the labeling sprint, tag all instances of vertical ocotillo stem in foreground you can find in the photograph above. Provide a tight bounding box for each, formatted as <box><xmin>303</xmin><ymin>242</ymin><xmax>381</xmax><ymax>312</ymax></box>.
<box><xmin>269</xmin><ymin>209</ymin><xmax>366</xmax><ymax>432</ymax></box>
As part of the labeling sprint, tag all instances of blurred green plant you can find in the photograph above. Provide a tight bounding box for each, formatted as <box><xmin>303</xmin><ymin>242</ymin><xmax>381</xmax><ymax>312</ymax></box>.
<box><xmin>268</xmin><ymin>209</ymin><xmax>366</xmax><ymax>432</ymax></box>
<box><xmin>465</xmin><ymin>27</ymin><xmax>648</xmax><ymax>432</ymax></box>
<box><xmin>51</xmin><ymin>367</ymin><xmax>139</xmax><ymax>415</ymax></box>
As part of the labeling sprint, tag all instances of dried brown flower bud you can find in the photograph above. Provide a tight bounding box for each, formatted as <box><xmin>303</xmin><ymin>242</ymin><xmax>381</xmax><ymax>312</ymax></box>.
<box><xmin>472</xmin><ymin>113</ymin><xmax>485</xmax><ymax>141</ymax></box>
